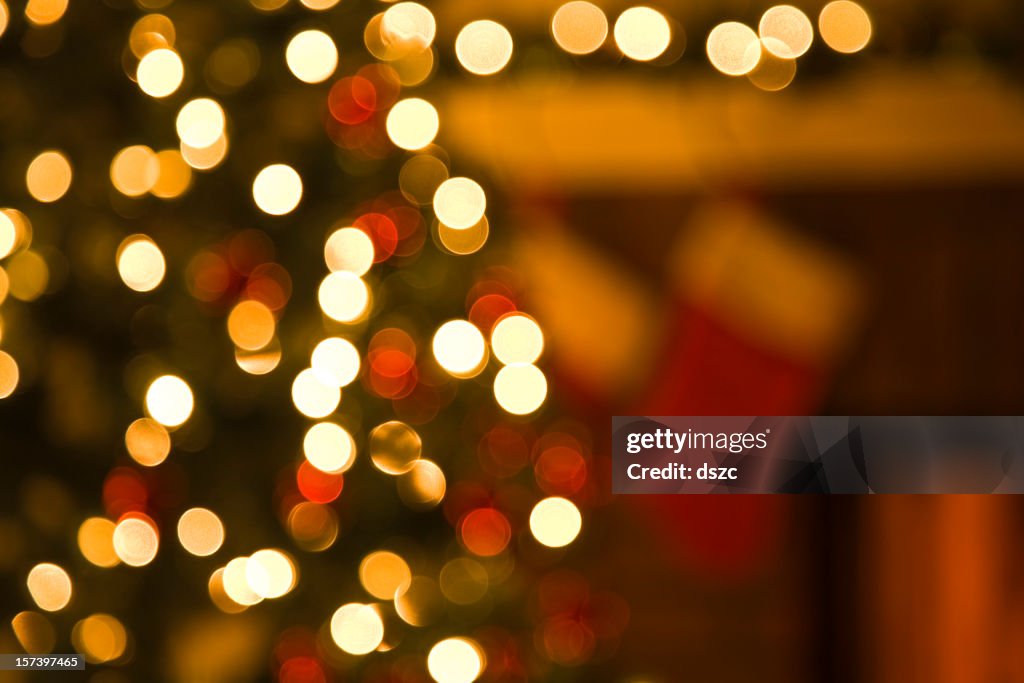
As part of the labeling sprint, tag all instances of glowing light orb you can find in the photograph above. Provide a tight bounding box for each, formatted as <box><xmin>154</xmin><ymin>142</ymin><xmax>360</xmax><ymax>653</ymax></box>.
<box><xmin>359</xmin><ymin>551</ymin><xmax>412</xmax><ymax>600</ymax></box>
<box><xmin>136</xmin><ymin>48</ymin><xmax>184</xmax><ymax>98</ymax></box>
<box><xmin>758</xmin><ymin>5</ymin><xmax>813</xmax><ymax>59</ymax></box>
<box><xmin>286</xmin><ymin>29</ymin><xmax>338</xmax><ymax>84</ymax></box>
<box><xmin>318</xmin><ymin>271</ymin><xmax>370</xmax><ymax>323</ymax></box>
<box><xmin>246</xmin><ymin>549</ymin><xmax>296</xmax><ymax>599</ymax></box>
<box><xmin>386</xmin><ymin>98</ymin><xmax>440</xmax><ymax>151</ymax></box>
<box><xmin>176</xmin><ymin>98</ymin><xmax>226</xmax><ymax>149</ymax></box>
<box><xmin>551</xmin><ymin>1</ymin><xmax>608</xmax><ymax>55</ymax></box>
<box><xmin>432</xmin><ymin>320</ymin><xmax>487</xmax><ymax>378</ymax></box>
<box><xmin>252</xmin><ymin>164</ymin><xmax>303</xmax><ymax>216</ymax></box>
<box><xmin>324</xmin><ymin>227</ymin><xmax>374</xmax><ymax>275</ymax></box>
<box><xmin>613</xmin><ymin>7</ymin><xmax>671</xmax><ymax>62</ymax></box>
<box><xmin>706</xmin><ymin>21</ymin><xmax>761</xmax><ymax>76</ymax></box>
<box><xmin>455</xmin><ymin>20</ymin><xmax>513</xmax><ymax>76</ymax></box>
<box><xmin>116</xmin><ymin>235</ymin><xmax>166</xmax><ymax>292</ymax></box>
<box><xmin>303</xmin><ymin>422</ymin><xmax>356</xmax><ymax>473</ymax></box>
<box><xmin>26</xmin><ymin>563</ymin><xmax>72</xmax><ymax>612</ymax></box>
<box><xmin>177</xmin><ymin>508</ymin><xmax>224</xmax><ymax>557</ymax></box>
<box><xmin>427</xmin><ymin>637</ymin><xmax>484</xmax><ymax>683</ymax></box>
<box><xmin>433</xmin><ymin>177</ymin><xmax>486</xmax><ymax>230</ymax></box>
<box><xmin>330</xmin><ymin>603</ymin><xmax>384</xmax><ymax>655</ymax></box>
<box><xmin>26</xmin><ymin>151</ymin><xmax>72</xmax><ymax>203</ymax></box>
<box><xmin>490</xmin><ymin>314</ymin><xmax>544</xmax><ymax>365</ymax></box>
<box><xmin>311</xmin><ymin>337</ymin><xmax>361</xmax><ymax>388</ymax></box>
<box><xmin>227</xmin><ymin>300</ymin><xmax>276</xmax><ymax>351</ymax></box>
<box><xmin>493</xmin><ymin>364</ymin><xmax>547</xmax><ymax>415</ymax></box>
<box><xmin>529</xmin><ymin>496</ymin><xmax>582</xmax><ymax>547</ymax></box>
<box><xmin>369</xmin><ymin>420</ymin><xmax>421</xmax><ymax>474</ymax></box>
<box><xmin>145</xmin><ymin>375</ymin><xmax>194</xmax><ymax>427</ymax></box>
<box><xmin>112</xmin><ymin>516</ymin><xmax>159</xmax><ymax>567</ymax></box>
<box><xmin>819</xmin><ymin>0</ymin><xmax>871</xmax><ymax>54</ymax></box>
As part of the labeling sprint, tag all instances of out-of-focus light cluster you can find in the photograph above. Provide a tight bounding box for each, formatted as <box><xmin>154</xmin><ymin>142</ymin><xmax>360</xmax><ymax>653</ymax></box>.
<box><xmin>455</xmin><ymin>20</ymin><xmax>514</xmax><ymax>76</ymax></box>
<box><xmin>177</xmin><ymin>507</ymin><xmax>225</xmax><ymax>557</ymax></box>
<box><xmin>117</xmin><ymin>235</ymin><xmax>166</xmax><ymax>292</ymax></box>
<box><xmin>213</xmin><ymin>550</ymin><xmax>297</xmax><ymax>610</ymax></box>
<box><xmin>26</xmin><ymin>151</ymin><xmax>72</xmax><ymax>203</ymax></box>
<box><xmin>286</xmin><ymin>29</ymin><xmax>338</xmax><ymax>84</ymax></box>
<box><xmin>428</xmin><ymin>637</ymin><xmax>485</xmax><ymax>683</ymax></box>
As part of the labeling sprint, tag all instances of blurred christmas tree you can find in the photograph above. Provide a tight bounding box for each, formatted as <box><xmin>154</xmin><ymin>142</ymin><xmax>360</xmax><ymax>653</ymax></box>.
<box><xmin>0</xmin><ymin>1</ymin><xmax>611</xmax><ymax>682</ymax></box>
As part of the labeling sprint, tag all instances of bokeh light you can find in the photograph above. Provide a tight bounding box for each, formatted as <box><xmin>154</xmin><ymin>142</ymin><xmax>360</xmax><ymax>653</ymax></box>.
<box><xmin>394</xmin><ymin>576</ymin><xmax>445</xmax><ymax>627</ymax></box>
<box><xmin>552</xmin><ymin>1</ymin><xmax>608</xmax><ymax>55</ymax></box>
<box><xmin>493</xmin><ymin>364</ymin><xmax>548</xmax><ymax>415</ymax></box>
<box><xmin>459</xmin><ymin>508</ymin><xmax>511</xmax><ymax>557</ymax></box>
<box><xmin>324</xmin><ymin>227</ymin><xmax>375</xmax><ymax>275</ymax></box>
<box><xmin>819</xmin><ymin>0</ymin><xmax>872</xmax><ymax>53</ymax></box>
<box><xmin>396</xmin><ymin>459</ymin><xmax>446</xmax><ymax>509</ymax></box>
<box><xmin>438</xmin><ymin>218</ymin><xmax>489</xmax><ymax>256</ymax></box>
<box><xmin>400</xmin><ymin>154</ymin><xmax>449</xmax><ymax>206</ymax></box>
<box><xmin>330</xmin><ymin>603</ymin><xmax>384</xmax><ymax>655</ymax></box>
<box><xmin>747</xmin><ymin>43</ymin><xmax>798</xmax><ymax>91</ymax></box>
<box><xmin>0</xmin><ymin>350</ymin><xmax>19</xmax><ymax>399</ymax></box>
<box><xmin>382</xmin><ymin>2</ymin><xmax>436</xmax><ymax>49</ymax></box>
<box><xmin>136</xmin><ymin>48</ymin><xmax>184</xmax><ymax>98</ymax></box>
<box><xmin>286</xmin><ymin>29</ymin><xmax>338</xmax><ymax>84</ymax></box>
<box><xmin>311</xmin><ymin>337</ymin><xmax>361</xmax><ymax>388</ymax></box>
<box><xmin>181</xmin><ymin>134</ymin><xmax>229</xmax><ymax>171</ymax></box>
<box><xmin>151</xmin><ymin>149</ymin><xmax>193</xmax><ymax>198</ymax></box>
<box><xmin>303</xmin><ymin>422</ymin><xmax>356</xmax><ymax>473</ymax></box>
<box><xmin>529</xmin><ymin>497</ymin><xmax>582</xmax><ymax>548</ymax></box>
<box><xmin>433</xmin><ymin>177</ymin><xmax>486</xmax><ymax>230</ymax></box>
<box><xmin>11</xmin><ymin>611</ymin><xmax>56</xmax><ymax>655</ymax></box>
<box><xmin>759</xmin><ymin>5</ymin><xmax>813</xmax><ymax>59</ymax></box>
<box><xmin>110</xmin><ymin>145</ymin><xmax>160</xmax><ymax>196</ymax></box>
<box><xmin>145</xmin><ymin>375</ymin><xmax>194</xmax><ymax>428</ymax></box>
<box><xmin>222</xmin><ymin>557</ymin><xmax>263</xmax><ymax>606</ymax></box>
<box><xmin>78</xmin><ymin>518</ymin><xmax>120</xmax><ymax>568</ymax></box>
<box><xmin>6</xmin><ymin>250</ymin><xmax>48</xmax><ymax>302</ymax></box>
<box><xmin>112</xmin><ymin>516</ymin><xmax>160</xmax><ymax>567</ymax></box>
<box><xmin>318</xmin><ymin>271</ymin><xmax>370</xmax><ymax>322</ymax></box>
<box><xmin>246</xmin><ymin>549</ymin><xmax>297</xmax><ymax>599</ymax></box>
<box><xmin>26</xmin><ymin>563</ymin><xmax>72</xmax><ymax>612</ymax></box>
<box><xmin>490</xmin><ymin>314</ymin><xmax>544</xmax><ymax>365</ymax></box>
<box><xmin>455</xmin><ymin>20</ymin><xmax>514</xmax><ymax>76</ymax></box>
<box><xmin>706</xmin><ymin>21</ymin><xmax>761</xmax><ymax>76</ymax></box>
<box><xmin>253</xmin><ymin>164</ymin><xmax>303</xmax><ymax>216</ymax></box>
<box><xmin>386</xmin><ymin>98</ymin><xmax>440</xmax><ymax>151</ymax></box>
<box><xmin>359</xmin><ymin>551</ymin><xmax>412</xmax><ymax>600</ymax></box>
<box><xmin>228</xmin><ymin>299</ymin><xmax>276</xmax><ymax>351</ymax></box>
<box><xmin>291</xmin><ymin>368</ymin><xmax>341</xmax><ymax>418</ymax></box>
<box><xmin>117</xmin><ymin>235</ymin><xmax>166</xmax><ymax>292</ymax></box>
<box><xmin>26</xmin><ymin>151</ymin><xmax>72</xmax><ymax>203</ymax></box>
<box><xmin>432</xmin><ymin>320</ymin><xmax>487</xmax><ymax>378</ymax></box>
<box><xmin>125</xmin><ymin>417</ymin><xmax>171</xmax><ymax>467</ymax></box>
<box><xmin>72</xmin><ymin>614</ymin><xmax>127</xmax><ymax>665</ymax></box>
<box><xmin>613</xmin><ymin>7</ymin><xmax>671</xmax><ymax>62</ymax></box>
<box><xmin>427</xmin><ymin>637</ymin><xmax>484</xmax><ymax>683</ymax></box>
<box><xmin>369</xmin><ymin>420</ymin><xmax>422</xmax><ymax>474</ymax></box>
<box><xmin>439</xmin><ymin>558</ymin><xmax>488</xmax><ymax>605</ymax></box>
<box><xmin>176</xmin><ymin>98</ymin><xmax>226</xmax><ymax>149</ymax></box>
<box><xmin>25</xmin><ymin>0</ymin><xmax>67</xmax><ymax>26</ymax></box>
<box><xmin>177</xmin><ymin>508</ymin><xmax>225</xmax><ymax>557</ymax></box>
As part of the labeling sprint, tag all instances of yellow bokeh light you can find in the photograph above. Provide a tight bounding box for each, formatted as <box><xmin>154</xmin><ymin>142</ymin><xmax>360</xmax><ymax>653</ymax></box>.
<box><xmin>438</xmin><ymin>217</ymin><xmax>488</xmax><ymax>256</ymax></box>
<box><xmin>72</xmin><ymin>614</ymin><xmax>127</xmax><ymax>664</ymax></box>
<box><xmin>26</xmin><ymin>151</ymin><xmax>72</xmax><ymax>203</ymax></box>
<box><xmin>129</xmin><ymin>14</ymin><xmax>176</xmax><ymax>58</ymax></box>
<box><xmin>395</xmin><ymin>576</ymin><xmax>444</xmax><ymax>627</ymax></box>
<box><xmin>117</xmin><ymin>235</ymin><xmax>166</xmax><ymax>292</ymax></box>
<box><xmin>311</xmin><ymin>337</ymin><xmax>361</xmax><ymax>388</ymax></box>
<box><xmin>291</xmin><ymin>368</ymin><xmax>341</xmax><ymax>418</ymax></box>
<box><xmin>136</xmin><ymin>48</ymin><xmax>184</xmax><ymax>98</ymax></box>
<box><xmin>151</xmin><ymin>149</ymin><xmax>193</xmax><ymax>199</ymax></box>
<box><xmin>77</xmin><ymin>517</ymin><xmax>120</xmax><ymax>568</ymax></box>
<box><xmin>748</xmin><ymin>42</ymin><xmax>798</xmax><ymax>91</ymax></box>
<box><xmin>252</xmin><ymin>164</ymin><xmax>303</xmax><ymax>216</ymax></box>
<box><xmin>0</xmin><ymin>350</ymin><xmax>19</xmax><ymax>399</ymax></box>
<box><xmin>303</xmin><ymin>421</ymin><xmax>356</xmax><ymax>473</ymax></box>
<box><xmin>222</xmin><ymin>557</ymin><xmax>263</xmax><ymax>606</ymax></box>
<box><xmin>318</xmin><ymin>271</ymin><xmax>370</xmax><ymax>323</ymax></box>
<box><xmin>529</xmin><ymin>497</ymin><xmax>582</xmax><ymax>548</ymax></box>
<box><xmin>455</xmin><ymin>20</ymin><xmax>514</xmax><ymax>76</ymax></box>
<box><xmin>26</xmin><ymin>563</ymin><xmax>72</xmax><ymax>612</ymax></box>
<box><xmin>400</xmin><ymin>154</ymin><xmax>449</xmax><ymax>206</ymax></box>
<box><xmin>176</xmin><ymin>98</ymin><xmax>226</xmax><ymax>149</ymax></box>
<box><xmin>706</xmin><ymin>21</ymin><xmax>761</xmax><ymax>76</ymax></box>
<box><xmin>614</xmin><ymin>6</ymin><xmax>671</xmax><ymax>62</ymax></box>
<box><xmin>125</xmin><ymin>417</ymin><xmax>171</xmax><ymax>467</ymax></box>
<box><xmin>331</xmin><ymin>603</ymin><xmax>384</xmax><ymax>655</ymax></box>
<box><xmin>24</xmin><ymin>0</ymin><xmax>67</xmax><ymax>26</ymax></box>
<box><xmin>428</xmin><ymin>637</ymin><xmax>484</xmax><ymax>683</ymax></box>
<box><xmin>287</xmin><ymin>501</ymin><xmax>339</xmax><ymax>552</ymax></box>
<box><xmin>11</xmin><ymin>611</ymin><xmax>56</xmax><ymax>655</ymax></box>
<box><xmin>382</xmin><ymin>2</ymin><xmax>436</xmax><ymax>49</ymax></box>
<box><xmin>432</xmin><ymin>320</ymin><xmax>487</xmax><ymax>378</ymax></box>
<box><xmin>246</xmin><ymin>549</ymin><xmax>296</xmax><ymax>599</ymax></box>
<box><xmin>113</xmin><ymin>516</ymin><xmax>159</xmax><ymax>567</ymax></box>
<box><xmin>0</xmin><ymin>2</ymin><xmax>8</xmax><ymax>39</ymax></box>
<box><xmin>111</xmin><ymin>145</ymin><xmax>160</xmax><ymax>197</ymax></box>
<box><xmin>145</xmin><ymin>374</ymin><xmax>194</xmax><ymax>428</ymax></box>
<box><xmin>6</xmin><ymin>250</ymin><xmax>48</xmax><ymax>301</ymax></box>
<box><xmin>177</xmin><ymin>508</ymin><xmax>225</xmax><ymax>557</ymax></box>
<box><xmin>493</xmin><ymin>364</ymin><xmax>547</xmax><ymax>416</ymax></box>
<box><xmin>386</xmin><ymin>98</ymin><xmax>440</xmax><ymax>151</ymax></box>
<box><xmin>325</xmin><ymin>227</ymin><xmax>375</xmax><ymax>275</ymax></box>
<box><xmin>286</xmin><ymin>29</ymin><xmax>338</xmax><ymax>84</ymax></box>
<box><xmin>208</xmin><ymin>567</ymin><xmax>248</xmax><ymax>613</ymax></box>
<box><xmin>228</xmin><ymin>300</ymin><xmax>276</xmax><ymax>351</ymax></box>
<box><xmin>759</xmin><ymin>5</ymin><xmax>813</xmax><ymax>59</ymax></box>
<box><xmin>0</xmin><ymin>268</ymin><xmax>7</xmax><ymax>307</ymax></box>
<box><xmin>439</xmin><ymin>558</ymin><xmax>488</xmax><ymax>605</ymax></box>
<box><xmin>369</xmin><ymin>420</ymin><xmax>421</xmax><ymax>475</ymax></box>
<box><xmin>433</xmin><ymin>177</ymin><xmax>486</xmax><ymax>230</ymax></box>
<box><xmin>180</xmin><ymin>134</ymin><xmax>229</xmax><ymax>171</ymax></box>
<box><xmin>552</xmin><ymin>1</ymin><xmax>608</xmax><ymax>55</ymax></box>
<box><xmin>396</xmin><ymin>459</ymin><xmax>446</xmax><ymax>509</ymax></box>
<box><xmin>819</xmin><ymin>1</ymin><xmax>871</xmax><ymax>54</ymax></box>
<box><xmin>236</xmin><ymin>343</ymin><xmax>282</xmax><ymax>375</ymax></box>
<box><xmin>359</xmin><ymin>551</ymin><xmax>412</xmax><ymax>600</ymax></box>
<box><xmin>0</xmin><ymin>212</ymin><xmax>16</xmax><ymax>259</ymax></box>
<box><xmin>301</xmin><ymin>0</ymin><xmax>341</xmax><ymax>9</ymax></box>
<box><xmin>490</xmin><ymin>314</ymin><xmax>544</xmax><ymax>365</ymax></box>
